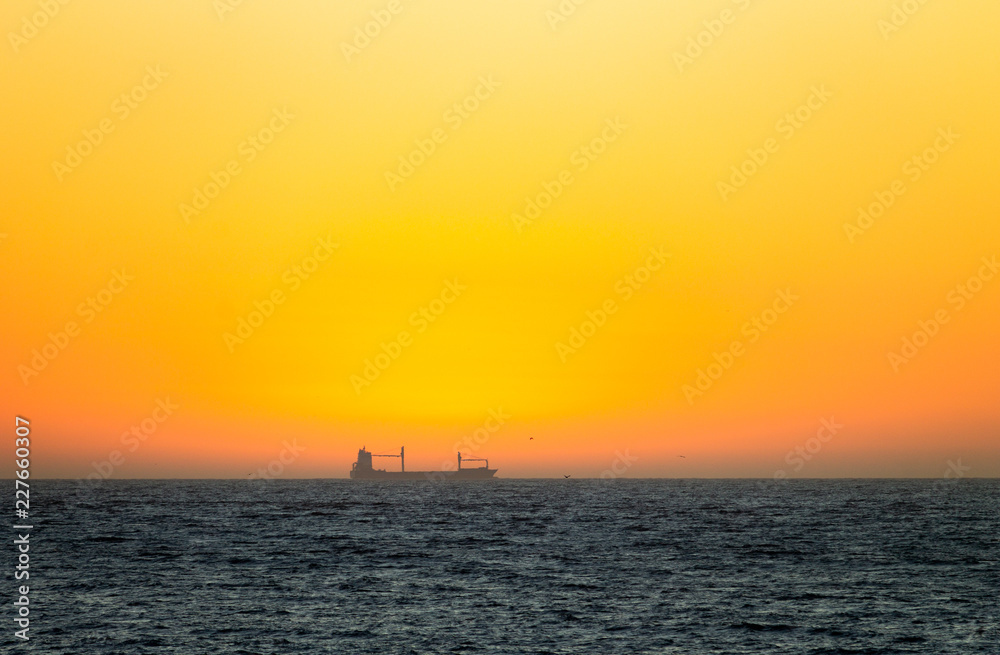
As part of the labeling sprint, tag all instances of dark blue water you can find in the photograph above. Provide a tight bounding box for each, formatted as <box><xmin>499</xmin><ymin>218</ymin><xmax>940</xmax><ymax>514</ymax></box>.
<box><xmin>11</xmin><ymin>479</ymin><xmax>1000</xmax><ymax>653</ymax></box>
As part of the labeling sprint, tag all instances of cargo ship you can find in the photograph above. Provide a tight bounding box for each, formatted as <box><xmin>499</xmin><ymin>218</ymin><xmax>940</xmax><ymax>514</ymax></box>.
<box><xmin>349</xmin><ymin>447</ymin><xmax>497</xmax><ymax>480</ymax></box>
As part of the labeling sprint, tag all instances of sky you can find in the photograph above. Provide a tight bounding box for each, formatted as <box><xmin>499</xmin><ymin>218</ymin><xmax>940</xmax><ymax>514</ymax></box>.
<box><xmin>2</xmin><ymin>0</ymin><xmax>998</xmax><ymax>479</ymax></box>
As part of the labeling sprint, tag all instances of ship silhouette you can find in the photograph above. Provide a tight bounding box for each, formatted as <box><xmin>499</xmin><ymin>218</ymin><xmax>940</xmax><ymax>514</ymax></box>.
<box><xmin>349</xmin><ymin>447</ymin><xmax>497</xmax><ymax>480</ymax></box>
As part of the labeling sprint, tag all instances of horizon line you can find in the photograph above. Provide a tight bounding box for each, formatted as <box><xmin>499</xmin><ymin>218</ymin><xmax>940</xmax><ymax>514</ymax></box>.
<box><xmin>14</xmin><ymin>476</ymin><xmax>1000</xmax><ymax>481</ymax></box>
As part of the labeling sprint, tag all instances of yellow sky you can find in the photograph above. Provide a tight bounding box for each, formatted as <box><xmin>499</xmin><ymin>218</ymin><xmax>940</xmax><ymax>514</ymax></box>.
<box><xmin>2</xmin><ymin>0</ymin><xmax>998</xmax><ymax>478</ymax></box>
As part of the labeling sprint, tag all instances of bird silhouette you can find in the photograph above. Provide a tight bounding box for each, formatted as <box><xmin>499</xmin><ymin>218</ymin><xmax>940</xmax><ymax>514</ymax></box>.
<box><xmin>563</xmin><ymin>475</ymin><xmax>571</xmax><ymax>478</ymax></box>
<box><xmin>529</xmin><ymin>437</ymin><xmax>534</xmax><ymax>440</ymax></box>
<box><xmin>678</xmin><ymin>455</ymin><xmax>686</xmax><ymax>458</ymax></box>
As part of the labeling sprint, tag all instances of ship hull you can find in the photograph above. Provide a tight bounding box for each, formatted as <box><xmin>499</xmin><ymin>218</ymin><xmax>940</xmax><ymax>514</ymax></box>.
<box><xmin>350</xmin><ymin>468</ymin><xmax>497</xmax><ymax>480</ymax></box>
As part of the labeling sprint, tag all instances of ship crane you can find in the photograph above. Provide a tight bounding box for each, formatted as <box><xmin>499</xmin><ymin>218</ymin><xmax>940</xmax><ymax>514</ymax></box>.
<box><xmin>457</xmin><ymin>452</ymin><xmax>489</xmax><ymax>470</ymax></box>
<box><xmin>372</xmin><ymin>447</ymin><xmax>405</xmax><ymax>472</ymax></box>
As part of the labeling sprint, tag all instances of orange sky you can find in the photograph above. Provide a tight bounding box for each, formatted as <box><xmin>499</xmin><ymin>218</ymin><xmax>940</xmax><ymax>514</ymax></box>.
<box><xmin>2</xmin><ymin>0</ymin><xmax>998</xmax><ymax>479</ymax></box>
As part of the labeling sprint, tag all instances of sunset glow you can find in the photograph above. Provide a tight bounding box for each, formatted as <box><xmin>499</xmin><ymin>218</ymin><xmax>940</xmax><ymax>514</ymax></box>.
<box><xmin>3</xmin><ymin>0</ymin><xmax>998</xmax><ymax>479</ymax></box>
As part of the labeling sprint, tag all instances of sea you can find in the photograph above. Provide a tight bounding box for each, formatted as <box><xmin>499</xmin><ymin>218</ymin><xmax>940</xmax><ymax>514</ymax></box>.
<box><xmin>12</xmin><ymin>479</ymin><xmax>1000</xmax><ymax>654</ymax></box>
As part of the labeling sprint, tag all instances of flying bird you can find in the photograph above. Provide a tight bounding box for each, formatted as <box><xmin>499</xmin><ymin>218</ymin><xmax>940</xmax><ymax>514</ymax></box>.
<box><xmin>677</xmin><ymin>456</ymin><xmax>686</xmax><ymax>458</ymax></box>
<box><xmin>563</xmin><ymin>475</ymin><xmax>571</xmax><ymax>478</ymax></box>
<box><xmin>529</xmin><ymin>437</ymin><xmax>534</xmax><ymax>440</ymax></box>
